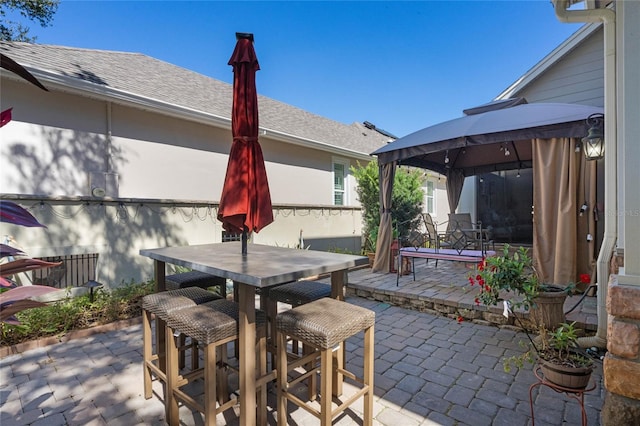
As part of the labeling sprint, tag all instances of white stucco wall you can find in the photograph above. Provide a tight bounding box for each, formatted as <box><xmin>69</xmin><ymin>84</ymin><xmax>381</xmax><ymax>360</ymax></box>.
<box><xmin>1</xmin><ymin>79</ymin><xmax>364</xmax><ymax>207</ymax></box>
<box><xmin>0</xmin><ymin>198</ymin><xmax>364</xmax><ymax>287</ymax></box>
<box><xmin>1</xmin><ymin>75</ymin><xmax>374</xmax><ymax>288</ymax></box>
<box><xmin>1</xmin><ymin>79</ymin><xmax>109</xmax><ymax>196</ymax></box>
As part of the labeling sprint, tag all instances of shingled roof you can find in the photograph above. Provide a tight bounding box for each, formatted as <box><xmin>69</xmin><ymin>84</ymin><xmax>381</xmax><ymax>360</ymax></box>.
<box><xmin>0</xmin><ymin>41</ymin><xmax>393</xmax><ymax>156</ymax></box>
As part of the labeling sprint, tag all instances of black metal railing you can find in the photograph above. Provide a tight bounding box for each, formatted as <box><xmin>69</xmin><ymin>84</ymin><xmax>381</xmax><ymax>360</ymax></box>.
<box><xmin>32</xmin><ymin>253</ymin><xmax>99</xmax><ymax>288</ymax></box>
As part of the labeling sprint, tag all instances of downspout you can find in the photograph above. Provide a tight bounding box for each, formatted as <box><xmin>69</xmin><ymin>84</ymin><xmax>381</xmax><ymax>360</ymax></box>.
<box><xmin>554</xmin><ymin>0</ymin><xmax>616</xmax><ymax>349</ymax></box>
<box><xmin>106</xmin><ymin>102</ymin><xmax>113</xmax><ymax>173</ymax></box>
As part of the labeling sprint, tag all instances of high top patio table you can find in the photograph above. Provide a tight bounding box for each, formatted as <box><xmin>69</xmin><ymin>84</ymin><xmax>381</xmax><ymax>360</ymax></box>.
<box><xmin>140</xmin><ymin>242</ymin><xmax>367</xmax><ymax>426</ymax></box>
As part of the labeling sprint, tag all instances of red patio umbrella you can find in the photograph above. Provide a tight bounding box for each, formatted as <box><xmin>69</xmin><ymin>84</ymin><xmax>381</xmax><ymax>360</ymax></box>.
<box><xmin>218</xmin><ymin>33</ymin><xmax>273</xmax><ymax>255</ymax></box>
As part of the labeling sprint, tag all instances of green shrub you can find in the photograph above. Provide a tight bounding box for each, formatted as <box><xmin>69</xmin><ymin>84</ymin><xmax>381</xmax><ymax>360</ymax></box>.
<box><xmin>352</xmin><ymin>160</ymin><xmax>425</xmax><ymax>253</ymax></box>
<box><xmin>327</xmin><ymin>246</ymin><xmax>357</xmax><ymax>255</ymax></box>
<box><xmin>0</xmin><ymin>280</ymin><xmax>154</xmax><ymax>346</ymax></box>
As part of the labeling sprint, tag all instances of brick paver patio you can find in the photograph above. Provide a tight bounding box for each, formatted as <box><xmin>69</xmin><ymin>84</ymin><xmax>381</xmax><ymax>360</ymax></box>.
<box><xmin>0</xmin><ymin>262</ymin><xmax>604</xmax><ymax>425</ymax></box>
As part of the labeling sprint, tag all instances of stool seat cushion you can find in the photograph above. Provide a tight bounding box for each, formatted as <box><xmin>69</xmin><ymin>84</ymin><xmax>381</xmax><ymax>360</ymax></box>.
<box><xmin>166</xmin><ymin>270</ymin><xmax>225</xmax><ymax>291</ymax></box>
<box><xmin>268</xmin><ymin>281</ymin><xmax>331</xmax><ymax>305</ymax></box>
<box><xmin>201</xmin><ymin>299</ymin><xmax>267</xmax><ymax>326</ymax></box>
<box><xmin>167</xmin><ymin>299</ymin><xmax>267</xmax><ymax>345</ymax></box>
<box><xmin>142</xmin><ymin>287</ymin><xmax>220</xmax><ymax>320</ymax></box>
<box><xmin>276</xmin><ymin>298</ymin><xmax>375</xmax><ymax>349</ymax></box>
<box><xmin>166</xmin><ymin>303</ymin><xmax>237</xmax><ymax>345</ymax></box>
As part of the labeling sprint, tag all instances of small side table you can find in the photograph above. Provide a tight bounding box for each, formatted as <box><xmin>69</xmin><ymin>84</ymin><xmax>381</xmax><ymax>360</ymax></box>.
<box><xmin>529</xmin><ymin>365</ymin><xmax>596</xmax><ymax>426</ymax></box>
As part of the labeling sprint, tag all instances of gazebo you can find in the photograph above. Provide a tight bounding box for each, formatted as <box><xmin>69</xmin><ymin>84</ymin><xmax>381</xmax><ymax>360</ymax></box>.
<box><xmin>371</xmin><ymin>99</ymin><xmax>604</xmax><ymax>287</ymax></box>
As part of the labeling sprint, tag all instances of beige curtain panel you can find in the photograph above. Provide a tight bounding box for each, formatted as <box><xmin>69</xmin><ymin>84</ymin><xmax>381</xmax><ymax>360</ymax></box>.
<box><xmin>532</xmin><ymin>137</ymin><xmax>596</xmax><ymax>286</ymax></box>
<box><xmin>373</xmin><ymin>162</ymin><xmax>396</xmax><ymax>273</ymax></box>
<box><xmin>446</xmin><ymin>169</ymin><xmax>465</xmax><ymax>213</ymax></box>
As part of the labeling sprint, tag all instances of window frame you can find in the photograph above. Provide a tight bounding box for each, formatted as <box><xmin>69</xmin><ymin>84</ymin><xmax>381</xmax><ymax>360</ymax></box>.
<box><xmin>332</xmin><ymin>157</ymin><xmax>349</xmax><ymax>206</ymax></box>
<box><xmin>425</xmin><ymin>180</ymin><xmax>435</xmax><ymax>214</ymax></box>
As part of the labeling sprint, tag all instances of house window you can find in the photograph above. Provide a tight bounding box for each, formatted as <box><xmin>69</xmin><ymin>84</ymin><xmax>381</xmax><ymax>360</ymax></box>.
<box><xmin>425</xmin><ymin>181</ymin><xmax>434</xmax><ymax>214</ymax></box>
<box><xmin>333</xmin><ymin>160</ymin><xmax>347</xmax><ymax>206</ymax></box>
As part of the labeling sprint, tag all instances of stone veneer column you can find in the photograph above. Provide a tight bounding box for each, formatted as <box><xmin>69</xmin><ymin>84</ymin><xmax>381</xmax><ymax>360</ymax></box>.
<box><xmin>602</xmin><ymin>1</ymin><xmax>640</xmax><ymax>423</ymax></box>
<box><xmin>601</xmin><ymin>262</ymin><xmax>640</xmax><ymax>424</ymax></box>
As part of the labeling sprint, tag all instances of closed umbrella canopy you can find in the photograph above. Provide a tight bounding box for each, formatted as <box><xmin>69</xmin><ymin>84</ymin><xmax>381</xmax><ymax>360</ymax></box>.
<box><xmin>218</xmin><ymin>34</ymin><xmax>273</xmax><ymax>253</ymax></box>
<box><xmin>0</xmin><ymin>53</ymin><xmax>48</xmax><ymax>91</ymax></box>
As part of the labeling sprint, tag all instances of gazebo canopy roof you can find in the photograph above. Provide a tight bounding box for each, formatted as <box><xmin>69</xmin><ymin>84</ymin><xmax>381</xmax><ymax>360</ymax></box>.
<box><xmin>372</xmin><ymin>101</ymin><xmax>604</xmax><ymax>176</ymax></box>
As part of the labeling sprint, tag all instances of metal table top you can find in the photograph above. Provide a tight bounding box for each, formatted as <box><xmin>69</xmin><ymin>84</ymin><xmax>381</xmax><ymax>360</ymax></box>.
<box><xmin>139</xmin><ymin>242</ymin><xmax>368</xmax><ymax>287</ymax></box>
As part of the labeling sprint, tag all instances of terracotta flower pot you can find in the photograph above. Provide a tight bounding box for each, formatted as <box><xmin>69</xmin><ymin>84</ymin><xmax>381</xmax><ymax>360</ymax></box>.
<box><xmin>367</xmin><ymin>252</ymin><xmax>375</xmax><ymax>268</ymax></box>
<box><xmin>529</xmin><ymin>285</ymin><xmax>567</xmax><ymax>330</ymax></box>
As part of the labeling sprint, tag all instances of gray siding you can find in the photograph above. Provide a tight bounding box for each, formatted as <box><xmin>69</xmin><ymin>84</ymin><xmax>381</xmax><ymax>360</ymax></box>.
<box><xmin>513</xmin><ymin>29</ymin><xmax>604</xmax><ymax>107</ymax></box>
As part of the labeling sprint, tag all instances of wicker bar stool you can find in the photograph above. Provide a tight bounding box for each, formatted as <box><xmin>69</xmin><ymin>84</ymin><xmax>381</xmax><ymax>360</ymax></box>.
<box><xmin>142</xmin><ymin>287</ymin><xmax>220</xmax><ymax>400</ymax></box>
<box><xmin>267</xmin><ymin>281</ymin><xmax>331</xmax><ymax>350</ymax></box>
<box><xmin>268</xmin><ymin>280</ymin><xmax>331</xmax><ymax>306</ymax></box>
<box><xmin>164</xmin><ymin>299</ymin><xmax>269</xmax><ymax>426</ymax></box>
<box><xmin>266</xmin><ymin>281</ymin><xmax>332</xmax><ymax>396</ymax></box>
<box><xmin>166</xmin><ymin>271</ymin><xmax>227</xmax><ymax>366</ymax></box>
<box><xmin>166</xmin><ymin>270</ymin><xmax>227</xmax><ymax>299</ymax></box>
<box><xmin>276</xmin><ymin>297</ymin><xmax>375</xmax><ymax>426</ymax></box>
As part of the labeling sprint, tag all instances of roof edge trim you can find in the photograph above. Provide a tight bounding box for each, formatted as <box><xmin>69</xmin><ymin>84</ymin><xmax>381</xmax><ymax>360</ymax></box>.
<box><xmin>19</xmin><ymin>68</ymin><xmax>233</xmax><ymax>128</ymax></box>
<box><xmin>260</xmin><ymin>127</ymin><xmax>374</xmax><ymax>160</ymax></box>
<box><xmin>4</xmin><ymin>67</ymin><xmax>375</xmax><ymax>160</ymax></box>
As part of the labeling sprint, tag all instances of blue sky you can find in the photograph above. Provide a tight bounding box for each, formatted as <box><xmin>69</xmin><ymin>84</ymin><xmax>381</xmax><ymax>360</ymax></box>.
<box><xmin>11</xmin><ymin>1</ymin><xmax>584</xmax><ymax>137</ymax></box>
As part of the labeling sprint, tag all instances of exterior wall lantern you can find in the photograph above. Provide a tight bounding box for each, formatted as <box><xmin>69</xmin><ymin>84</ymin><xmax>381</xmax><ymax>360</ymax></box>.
<box><xmin>582</xmin><ymin>113</ymin><xmax>605</xmax><ymax>160</ymax></box>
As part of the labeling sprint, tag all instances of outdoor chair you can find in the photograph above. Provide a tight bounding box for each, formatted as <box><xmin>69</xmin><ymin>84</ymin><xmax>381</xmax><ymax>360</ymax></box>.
<box><xmin>440</xmin><ymin>213</ymin><xmax>490</xmax><ymax>253</ymax></box>
<box><xmin>422</xmin><ymin>213</ymin><xmax>445</xmax><ymax>249</ymax></box>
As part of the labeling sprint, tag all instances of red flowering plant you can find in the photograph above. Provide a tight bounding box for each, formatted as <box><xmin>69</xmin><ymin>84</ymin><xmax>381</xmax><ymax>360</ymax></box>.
<box><xmin>469</xmin><ymin>245</ymin><xmax>542</xmax><ymax>311</ymax></box>
<box><xmin>470</xmin><ymin>245</ymin><xmax>596</xmax><ymax>378</ymax></box>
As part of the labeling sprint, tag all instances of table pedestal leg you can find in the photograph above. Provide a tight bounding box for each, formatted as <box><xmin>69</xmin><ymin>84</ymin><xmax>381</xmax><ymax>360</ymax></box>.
<box><xmin>154</xmin><ymin>261</ymin><xmax>167</xmax><ymax>376</ymax></box>
<box><xmin>331</xmin><ymin>270</ymin><xmax>346</xmax><ymax>397</ymax></box>
<box><xmin>238</xmin><ymin>282</ymin><xmax>256</xmax><ymax>426</ymax></box>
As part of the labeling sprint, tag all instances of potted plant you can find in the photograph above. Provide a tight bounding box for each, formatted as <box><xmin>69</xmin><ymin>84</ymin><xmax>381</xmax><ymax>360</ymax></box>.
<box><xmin>364</xmin><ymin>225</ymin><xmax>378</xmax><ymax>267</ymax></box>
<box><xmin>504</xmin><ymin>321</ymin><xmax>594</xmax><ymax>390</ymax></box>
<box><xmin>468</xmin><ymin>245</ymin><xmax>570</xmax><ymax>330</ymax></box>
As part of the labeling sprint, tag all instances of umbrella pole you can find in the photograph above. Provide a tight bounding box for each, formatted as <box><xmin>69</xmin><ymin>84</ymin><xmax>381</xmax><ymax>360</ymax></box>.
<box><xmin>242</xmin><ymin>227</ymin><xmax>248</xmax><ymax>256</ymax></box>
